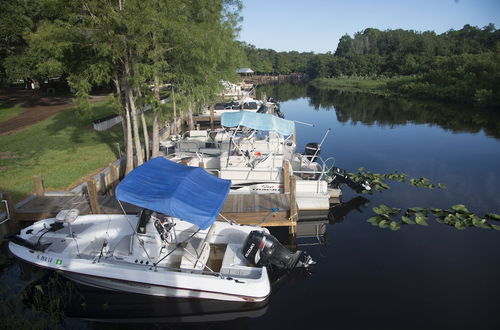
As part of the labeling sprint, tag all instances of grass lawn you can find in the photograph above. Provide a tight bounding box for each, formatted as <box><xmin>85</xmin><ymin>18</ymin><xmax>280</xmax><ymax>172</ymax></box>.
<box><xmin>309</xmin><ymin>77</ymin><xmax>394</xmax><ymax>96</ymax></box>
<box><xmin>0</xmin><ymin>99</ymin><xmax>24</xmax><ymax>122</ymax></box>
<box><xmin>0</xmin><ymin>99</ymin><xmax>123</xmax><ymax>202</ymax></box>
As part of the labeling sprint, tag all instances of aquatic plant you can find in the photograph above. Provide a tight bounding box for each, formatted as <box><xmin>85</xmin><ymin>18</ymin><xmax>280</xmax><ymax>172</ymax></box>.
<box><xmin>0</xmin><ymin>271</ymin><xmax>82</xmax><ymax>330</ymax></box>
<box><xmin>368</xmin><ymin>204</ymin><xmax>500</xmax><ymax>231</ymax></box>
<box><xmin>349</xmin><ymin>168</ymin><xmax>446</xmax><ymax>193</ymax></box>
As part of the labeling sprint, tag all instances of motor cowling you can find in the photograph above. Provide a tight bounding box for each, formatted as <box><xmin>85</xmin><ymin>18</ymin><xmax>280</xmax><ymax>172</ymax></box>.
<box><xmin>328</xmin><ymin>166</ymin><xmax>371</xmax><ymax>193</ymax></box>
<box><xmin>257</xmin><ymin>105</ymin><xmax>268</xmax><ymax>114</ymax></box>
<box><xmin>303</xmin><ymin>142</ymin><xmax>320</xmax><ymax>162</ymax></box>
<box><xmin>242</xmin><ymin>231</ymin><xmax>314</xmax><ymax>270</ymax></box>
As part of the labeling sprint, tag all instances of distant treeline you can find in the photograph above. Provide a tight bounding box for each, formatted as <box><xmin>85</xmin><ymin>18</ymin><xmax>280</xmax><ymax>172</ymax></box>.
<box><xmin>239</xmin><ymin>42</ymin><xmax>314</xmax><ymax>74</ymax></box>
<box><xmin>242</xmin><ymin>24</ymin><xmax>500</xmax><ymax>108</ymax></box>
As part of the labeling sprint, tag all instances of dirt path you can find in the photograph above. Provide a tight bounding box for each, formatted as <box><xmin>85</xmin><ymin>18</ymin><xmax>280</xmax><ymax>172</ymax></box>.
<box><xmin>0</xmin><ymin>90</ymin><xmax>108</xmax><ymax>136</ymax></box>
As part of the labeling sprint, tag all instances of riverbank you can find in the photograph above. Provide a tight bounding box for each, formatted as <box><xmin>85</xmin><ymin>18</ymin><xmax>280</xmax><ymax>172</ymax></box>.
<box><xmin>309</xmin><ymin>77</ymin><xmax>393</xmax><ymax>96</ymax></box>
<box><xmin>0</xmin><ymin>98</ymin><xmax>122</xmax><ymax>202</ymax></box>
<box><xmin>309</xmin><ymin>76</ymin><xmax>500</xmax><ymax>109</ymax></box>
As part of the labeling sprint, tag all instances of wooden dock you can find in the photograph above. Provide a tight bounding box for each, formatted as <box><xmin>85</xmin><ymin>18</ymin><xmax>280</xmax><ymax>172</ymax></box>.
<box><xmin>9</xmin><ymin>192</ymin><xmax>293</xmax><ymax>227</ymax></box>
<box><xmin>219</xmin><ymin>193</ymin><xmax>291</xmax><ymax>226</ymax></box>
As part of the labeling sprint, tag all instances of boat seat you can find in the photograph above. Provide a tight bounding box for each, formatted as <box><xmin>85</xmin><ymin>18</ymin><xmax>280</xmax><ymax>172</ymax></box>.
<box><xmin>180</xmin><ymin>224</ymin><xmax>216</xmax><ymax>273</ymax></box>
<box><xmin>220</xmin><ymin>243</ymin><xmax>261</xmax><ymax>279</ymax></box>
<box><xmin>55</xmin><ymin>209</ymin><xmax>80</xmax><ymax>224</ymax></box>
<box><xmin>188</xmin><ymin>130</ymin><xmax>208</xmax><ymax>138</ymax></box>
<box><xmin>55</xmin><ymin>209</ymin><xmax>80</xmax><ymax>237</ymax></box>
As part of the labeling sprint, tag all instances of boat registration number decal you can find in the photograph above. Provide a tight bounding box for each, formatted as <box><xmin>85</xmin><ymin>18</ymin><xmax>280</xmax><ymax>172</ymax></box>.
<box><xmin>36</xmin><ymin>254</ymin><xmax>53</xmax><ymax>263</ymax></box>
<box><xmin>36</xmin><ymin>254</ymin><xmax>63</xmax><ymax>265</ymax></box>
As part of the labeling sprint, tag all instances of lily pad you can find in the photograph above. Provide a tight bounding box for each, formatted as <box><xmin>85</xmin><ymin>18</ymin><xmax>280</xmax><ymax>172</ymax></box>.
<box><xmin>367</xmin><ymin>216</ymin><xmax>381</xmax><ymax>224</ymax></box>
<box><xmin>451</xmin><ymin>204</ymin><xmax>469</xmax><ymax>213</ymax></box>
<box><xmin>401</xmin><ymin>216</ymin><xmax>415</xmax><ymax>225</ymax></box>
<box><xmin>486</xmin><ymin>213</ymin><xmax>500</xmax><ymax>221</ymax></box>
<box><xmin>378</xmin><ymin>220</ymin><xmax>389</xmax><ymax>229</ymax></box>
<box><xmin>389</xmin><ymin>221</ymin><xmax>401</xmax><ymax>231</ymax></box>
<box><xmin>415</xmin><ymin>214</ymin><xmax>428</xmax><ymax>226</ymax></box>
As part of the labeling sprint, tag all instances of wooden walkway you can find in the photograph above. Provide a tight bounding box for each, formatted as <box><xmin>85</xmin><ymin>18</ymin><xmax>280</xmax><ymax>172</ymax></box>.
<box><xmin>219</xmin><ymin>193</ymin><xmax>290</xmax><ymax>226</ymax></box>
<box><xmin>12</xmin><ymin>193</ymin><xmax>293</xmax><ymax>227</ymax></box>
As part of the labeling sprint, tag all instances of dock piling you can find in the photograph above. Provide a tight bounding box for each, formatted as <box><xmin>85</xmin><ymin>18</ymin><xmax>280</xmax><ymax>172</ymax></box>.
<box><xmin>210</xmin><ymin>105</ymin><xmax>214</xmax><ymax>130</ymax></box>
<box><xmin>33</xmin><ymin>175</ymin><xmax>44</xmax><ymax>196</ymax></box>
<box><xmin>283</xmin><ymin>160</ymin><xmax>291</xmax><ymax>193</ymax></box>
<box><xmin>87</xmin><ymin>180</ymin><xmax>101</xmax><ymax>214</ymax></box>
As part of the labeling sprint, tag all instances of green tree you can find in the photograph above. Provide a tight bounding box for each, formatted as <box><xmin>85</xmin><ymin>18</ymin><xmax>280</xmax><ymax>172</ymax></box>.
<box><xmin>5</xmin><ymin>0</ymin><xmax>243</xmax><ymax>172</ymax></box>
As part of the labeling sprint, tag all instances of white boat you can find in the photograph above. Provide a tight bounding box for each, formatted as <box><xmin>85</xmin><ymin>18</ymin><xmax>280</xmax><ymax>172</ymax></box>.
<box><xmin>202</xmin><ymin>96</ymin><xmax>265</xmax><ymax>118</ymax></box>
<box><xmin>8</xmin><ymin>157</ymin><xmax>313</xmax><ymax>302</ymax></box>
<box><xmin>163</xmin><ymin>112</ymin><xmax>369</xmax><ymax>212</ymax></box>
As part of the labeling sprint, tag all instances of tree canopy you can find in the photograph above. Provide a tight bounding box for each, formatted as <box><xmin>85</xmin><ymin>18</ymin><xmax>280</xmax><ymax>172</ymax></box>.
<box><xmin>306</xmin><ymin>24</ymin><xmax>500</xmax><ymax>108</ymax></box>
<box><xmin>2</xmin><ymin>0</ymin><xmax>244</xmax><ymax>172</ymax></box>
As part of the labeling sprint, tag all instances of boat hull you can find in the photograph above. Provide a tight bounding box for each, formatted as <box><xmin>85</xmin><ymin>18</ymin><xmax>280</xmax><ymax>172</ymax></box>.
<box><xmin>62</xmin><ymin>271</ymin><xmax>268</xmax><ymax>302</ymax></box>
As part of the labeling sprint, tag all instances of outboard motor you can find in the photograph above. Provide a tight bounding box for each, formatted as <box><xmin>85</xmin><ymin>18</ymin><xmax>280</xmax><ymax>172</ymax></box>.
<box><xmin>303</xmin><ymin>142</ymin><xmax>320</xmax><ymax>162</ymax></box>
<box><xmin>257</xmin><ymin>105</ymin><xmax>268</xmax><ymax>114</ymax></box>
<box><xmin>274</xmin><ymin>104</ymin><xmax>285</xmax><ymax>118</ymax></box>
<box><xmin>328</xmin><ymin>167</ymin><xmax>371</xmax><ymax>193</ymax></box>
<box><xmin>242</xmin><ymin>231</ymin><xmax>314</xmax><ymax>270</ymax></box>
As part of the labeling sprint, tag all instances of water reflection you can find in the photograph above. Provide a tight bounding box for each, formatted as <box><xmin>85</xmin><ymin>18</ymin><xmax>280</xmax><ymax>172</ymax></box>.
<box><xmin>328</xmin><ymin>196</ymin><xmax>371</xmax><ymax>225</ymax></box>
<box><xmin>19</xmin><ymin>265</ymin><xmax>310</xmax><ymax>328</ymax></box>
<box><xmin>258</xmin><ymin>82</ymin><xmax>500</xmax><ymax>139</ymax></box>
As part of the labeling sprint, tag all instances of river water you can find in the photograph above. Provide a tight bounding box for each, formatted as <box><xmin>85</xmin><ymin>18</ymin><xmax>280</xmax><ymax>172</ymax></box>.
<box><xmin>2</xmin><ymin>83</ymin><xmax>499</xmax><ymax>329</ymax></box>
<box><xmin>249</xmin><ymin>83</ymin><xmax>500</xmax><ymax>330</ymax></box>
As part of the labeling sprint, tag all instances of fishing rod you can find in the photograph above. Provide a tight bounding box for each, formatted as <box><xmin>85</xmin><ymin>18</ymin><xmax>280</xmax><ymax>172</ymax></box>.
<box><xmin>293</xmin><ymin>120</ymin><xmax>314</xmax><ymax>127</ymax></box>
<box><xmin>309</xmin><ymin>128</ymin><xmax>331</xmax><ymax>162</ymax></box>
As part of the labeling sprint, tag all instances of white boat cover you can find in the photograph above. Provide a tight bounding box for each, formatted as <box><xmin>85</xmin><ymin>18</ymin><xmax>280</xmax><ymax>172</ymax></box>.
<box><xmin>221</xmin><ymin>111</ymin><xmax>295</xmax><ymax>136</ymax></box>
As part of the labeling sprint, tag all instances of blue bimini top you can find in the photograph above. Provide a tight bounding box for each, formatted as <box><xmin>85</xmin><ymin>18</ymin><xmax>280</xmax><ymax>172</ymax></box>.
<box><xmin>221</xmin><ymin>111</ymin><xmax>295</xmax><ymax>136</ymax></box>
<box><xmin>116</xmin><ymin>157</ymin><xmax>231</xmax><ymax>229</ymax></box>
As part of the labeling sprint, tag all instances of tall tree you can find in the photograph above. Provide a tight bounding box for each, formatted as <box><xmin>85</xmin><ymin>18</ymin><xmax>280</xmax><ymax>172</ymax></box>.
<box><xmin>5</xmin><ymin>0</ymin><xmax>244</xmax><ymax>171</ymax></box>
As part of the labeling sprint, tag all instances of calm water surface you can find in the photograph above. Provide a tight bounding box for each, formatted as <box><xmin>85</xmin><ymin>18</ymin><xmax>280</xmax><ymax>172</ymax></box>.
<box><xmin>2</xmin><ymin>84</ymin><xmax>499</xmax><ymax>329</ymax></box>
<box><xmin>249</xmin><ymin>84</ymin><xmax>500</xmax><ymax>330</ymax></box>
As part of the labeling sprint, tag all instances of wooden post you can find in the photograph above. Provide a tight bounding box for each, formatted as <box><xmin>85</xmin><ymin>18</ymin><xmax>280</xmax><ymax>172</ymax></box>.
<box><xmin>290</xmin><ymin>176</ymin><xmax>298</xmax><ymax>222</ymax></box>
<box><xmin>210</xmin><ymin>105</ymin><xmax>214</xmax><ymax>130</ymax></box>
<box><xmin>292</xmin><ymin>127</ymin><xmax>297</xmax><ymax>146</ymax></box>
<box><xmin>199</xmin><ymin>161</ymin><xmax>205</xmax><ymax>169</ymax></box>
<box><xmin>108</xmin><ymin>164</ymin><xmax>119</xmax><ymax>196</ymax></box>
<box><xmin>33</xmin><ymin>175</ymin><xmax>44</xmax><ymax>196</ymax></box>
<box><xmin>2</xmin><ymin>192</ymin><xmax>19</xmax><ymax>233</ymax></box>
<box><xmin>87</xmin><ymin>180</ymin><xmax>101</xmax><ymax>214</ymax></box>
<box><xmin>283</xmin><ymin>160</ymin><xmax>290</xmax><ymax>193</ymax></box>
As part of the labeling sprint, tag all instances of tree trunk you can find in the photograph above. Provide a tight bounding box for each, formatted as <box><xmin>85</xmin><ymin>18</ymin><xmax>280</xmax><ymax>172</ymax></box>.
<box><xmin>124</xmin><ymin>53</ymin><xmax>144</xmax><ymax>166</ymax></box>
<box><xmin>127</xmin><ymin>86</ymin><xmax>144</xmax><ymax>166</ymax></box>
<box><xmin>151</xmin><ymin>75</ymin><xmax>160</xmax><ymax>158</ymax></box>
<box><xmin>136</xmin><ymin>88</ymin><xmax>150</xmax><ymax>161</ymax></box>
<box><xmin>113</xmin><ymin>75</ymin><xmax>133</xmax><ymax>174</ymax></box>
<box><xmin>140</xmin><ymin>108</ymin><xmax>150</xmax><ymax>161</ymax></box>
<box><xmin>172</xmin><ymin>88</ymin><xmax>178</xmax><ymax>136</ymax></box>
<box><xmin>124</xmin><ymin>100</ymin><xmax>134</xmax><ymax>174</ymax></box>
<box><xmin>188</xmin><ymin>101</ymin><xmax>195</xmax><ymax>130</ymax></box>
